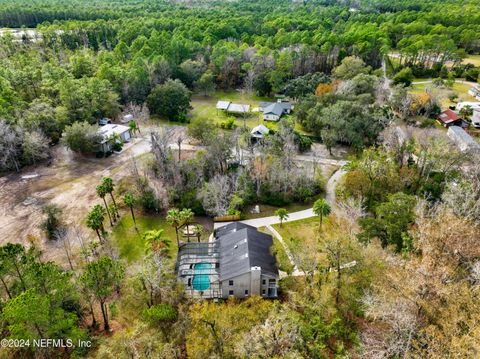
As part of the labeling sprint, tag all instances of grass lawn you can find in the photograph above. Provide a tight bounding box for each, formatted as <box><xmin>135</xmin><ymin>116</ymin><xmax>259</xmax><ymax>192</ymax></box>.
<box><xmin>242</xmin><ymin>194</ymin><xmax>323</xmax><ymax>220</ymax></box>
<box><xmin>271</xmin><ymin>216</ymin><xmax>320</xmax><ymax>251</ymax></box>
<box><xmin>463</xmin><ymin>54</ymin><xmax>480</xmax><ymax>67</ymax></box>
<box><xmin>150</xmin><ymin>90</ymin><xmax>312</xmax><ymax>135</ymax></box>
<box><xmin>258</xmin><ymin>226</ymin><xmax>294</xmax><ymax>273</ymax></box>
<box><xmin>190</xmin><ymin>91</ymin><xmax>285</xmax><ymax>130</ymax></box>
<box><xmin>111</xmin><ymin>212</ymin><xmax>211</xmax><ymax>263</ymax></box>
<box><xmin>410</xmin><ymin>81</ymin><xmax>477</xmax><ymax>108</ymax></box>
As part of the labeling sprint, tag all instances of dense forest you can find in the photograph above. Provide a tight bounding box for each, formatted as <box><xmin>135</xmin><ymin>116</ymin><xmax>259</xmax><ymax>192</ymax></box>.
<box><xmin>1</xmin><ymin>0</ymin><xmax>479</xmax><ymax>170</ymax></box>
<box><xmin>0</xmin><ymin>0</ymin><xmax>480</xmax><ymax>358</ymax></box>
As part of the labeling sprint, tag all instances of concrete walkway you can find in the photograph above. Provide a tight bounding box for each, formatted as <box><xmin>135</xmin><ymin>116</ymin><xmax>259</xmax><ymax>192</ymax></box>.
<box><xmin>214</xmin><ymin>207</ymin><xmax>315</xmax><ymax>229</ymax></box>
<box><xmin>214</xmin><ymin>167</ymin><xmax>347</xmax><ymax>230</ymax></box>
<box><xmin>325</xmin><ymin>168</ymin><xmax>348</xmax><ymax>209</ymax></box>
<box><xmin>265</xmin><ymin>224</ymin><xmax>304</xmax><ymax>276</ymax></box>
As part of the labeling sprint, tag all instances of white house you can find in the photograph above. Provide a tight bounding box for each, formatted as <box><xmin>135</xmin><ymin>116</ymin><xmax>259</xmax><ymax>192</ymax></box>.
<box><xmin>97</xmin><ymin>124</ymin><xmax>132</xmax><ymax>153</ymax></box>
<box><xmin>251</xmin><ymin>124</ymin><xmax>270</xmax><ymax>139</ymax></box>
<box><xmin>260</xmin><ymin>101</ymin><xmax>293</xmax><ymax>121</ymax></box>
<box><xmin>468</xmin><ymin>86</ymin><xmax>480</xmax><ymax>100</ymax></box>
<box><xmin>456</xmin><ymin>102</ymin><xmax>480</xmax><ymax>112</ymax></box>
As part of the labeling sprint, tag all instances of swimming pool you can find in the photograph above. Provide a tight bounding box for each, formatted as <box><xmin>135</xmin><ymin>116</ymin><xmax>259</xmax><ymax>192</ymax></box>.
<box><xmin>192</xmin><ymin>263</ymin><xmax>212</xmax><ymax>291</ymax></box>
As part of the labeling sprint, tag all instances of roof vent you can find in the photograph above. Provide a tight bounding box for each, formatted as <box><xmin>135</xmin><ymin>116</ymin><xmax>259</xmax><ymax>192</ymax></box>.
<box><xmin>234</xmin><ymin>245</ymin><xmax>238</xmax><ymax>249</ymax></box>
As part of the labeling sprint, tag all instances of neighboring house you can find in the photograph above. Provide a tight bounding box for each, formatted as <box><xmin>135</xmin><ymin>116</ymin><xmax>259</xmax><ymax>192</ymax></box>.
<box><xmin>176</xmin><ymin>222</ymin><xmax>279</xmax><ymax>299</ymax></box>
<box><xmin>260</xmin><ymin>101</ymin><xmax>293</xmax><ymax>121</ymax></box>
<box><xmin>97</xmin><ymin>124</ymin><xmax>132</xmax><ymax>153</ymax></box>
<box><xmin>437</xmin><ymin>109</ymin><xmax>468</xmax><ymax>128</ymax></box>
<box><xmin>473</xmin><ymin>109</ymin><xmax>480</xmax><ymax>128</ymax></box>
<box><xmin>216</xmin><ymin>101</ymin><xmax>250</xmax><ymax>114</ymax></box>
<box><xmin>120</xmin><ymin>114</ymin><xmax>134</xmax><ymax>123</ymax></box>
<box><xmin>455</xmin><ymin>102</ymin><xmax>480</xmax><ymax>112</ymax></box>
<box><xmin>251</xmin><ymin>124</ymin><xmax>270</xmax><ymax>139</ymax></box>
<box><xmin>468</xmin><ymin>86</ymin><xmax>480</xmax><ymax>100</ymax></box>
<box><xmin>447</xmin><ymin>126</ymin><xmax>480</xmax><ymax>153</ymax></box>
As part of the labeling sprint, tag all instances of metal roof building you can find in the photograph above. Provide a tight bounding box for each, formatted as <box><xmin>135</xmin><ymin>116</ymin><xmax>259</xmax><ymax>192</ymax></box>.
<box><xmin>447</xmin><ymin>126</ymin><xmax>480</xmax><ymax>153</ymax></box>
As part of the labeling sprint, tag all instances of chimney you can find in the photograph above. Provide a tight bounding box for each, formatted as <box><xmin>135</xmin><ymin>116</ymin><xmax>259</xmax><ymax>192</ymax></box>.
<box><xmin>250</xmin><ymin>266</ymin><xmax>261</xmax><ymax>295</ymax></box>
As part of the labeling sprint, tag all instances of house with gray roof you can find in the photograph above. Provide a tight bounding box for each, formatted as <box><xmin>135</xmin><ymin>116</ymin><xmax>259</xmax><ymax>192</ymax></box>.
<box><xmin>251</xmin><ymin>124</ymin><xmax>270</xmax><ymax>139</ymax></box>
<box><xmin>260</xmin><ymin>101</ymin><xmax>293</xmax><ymax>121</ymax></box>
<box><xmin>176</xmin><ymin>222</ymin><xmax>279</xmax><ymax>299</ymax></box>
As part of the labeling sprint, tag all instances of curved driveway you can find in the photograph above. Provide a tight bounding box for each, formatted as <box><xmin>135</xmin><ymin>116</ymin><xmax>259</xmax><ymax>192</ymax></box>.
<box><xmin>214</xmin><ymin>167</ymin><xmax>348</xmax><ymax>229</ymax></box>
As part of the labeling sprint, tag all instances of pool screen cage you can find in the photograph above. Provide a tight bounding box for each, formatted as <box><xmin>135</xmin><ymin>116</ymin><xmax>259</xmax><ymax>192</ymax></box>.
<box><xmin>176</xmin><ymin>242</ymin><xmax>222</xmax><ymax>299</ymax></box>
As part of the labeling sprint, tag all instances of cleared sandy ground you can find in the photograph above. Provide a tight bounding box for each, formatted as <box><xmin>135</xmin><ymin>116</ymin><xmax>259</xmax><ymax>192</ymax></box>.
<box><xmin>0</xmin><ymin>125</ymin><xmax>186</xmax><ymax>263</ymax></box>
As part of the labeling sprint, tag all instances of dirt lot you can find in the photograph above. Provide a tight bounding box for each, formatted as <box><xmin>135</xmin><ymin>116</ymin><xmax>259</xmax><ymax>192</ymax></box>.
<box><xmin>0</xmin><ymin>125</ymin><xmax>187</xmax><ymax>263</ymax></box>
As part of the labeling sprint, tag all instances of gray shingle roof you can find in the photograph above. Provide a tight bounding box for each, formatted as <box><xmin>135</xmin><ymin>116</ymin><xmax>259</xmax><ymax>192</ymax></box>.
<box><xmin>218</xmin><ymin>227</ymin><xmax>278</xmax><ymax>281</ymax></box>
<box><xmin>262</xmin><ymin>102</ymin><xmax>292</xmax><ymax>116</ymax></box>
<box><xmin>215</xmin><ymin>222</ymin><xmax>257</xmax><ymax>238</ymax></box>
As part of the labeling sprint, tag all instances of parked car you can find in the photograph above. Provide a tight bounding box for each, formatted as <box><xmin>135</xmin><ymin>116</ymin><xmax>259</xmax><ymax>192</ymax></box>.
<box><xmin>98</xmin><ymin>118</ymin><xmax>112</xmax><ymax>126</ymax></box>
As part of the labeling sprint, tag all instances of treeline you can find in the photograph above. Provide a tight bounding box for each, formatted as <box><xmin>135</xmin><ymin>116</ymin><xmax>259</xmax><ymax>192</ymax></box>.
<box><xmin>0</xmin><ymin>0</ymin><xmax>479</xmax><ymax>172</ymax></box>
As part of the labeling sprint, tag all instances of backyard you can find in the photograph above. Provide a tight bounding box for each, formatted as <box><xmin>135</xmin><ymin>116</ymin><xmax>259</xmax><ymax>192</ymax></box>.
<box><xmin>190</xmin><ymin>91</ymin><xmax>288</xmax><ymax>130</ymax></box>
<box><xmin>271</xmin><ymin>216</ymin><xmax>320</xmax><ymax>252</ymax></box>
<box><xmin>112</xmin><ymin>213</ymin><xmax>213</xmax><ymax>263</ymax></box>
<box><xmin>463</xmin><ymin>54</ymin><xmax>480</xmax><ymax>67</ymax></box>
<box><xmin>151</xmin><ymin>90</ymin><xmax>300</xmax><ymax>132</ymax></box>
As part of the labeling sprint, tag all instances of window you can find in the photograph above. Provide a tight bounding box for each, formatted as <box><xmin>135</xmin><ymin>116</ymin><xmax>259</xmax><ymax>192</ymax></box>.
<box><xmin>269</xmin><ymin>279</ymin><xmax>276</xmax><ymax>284</ymax></box>
<box><xmin>187</xmin><ymin>278</ymin><xmax>192</xmax><ymax>287</ymax></box>
<box><xmin>229</xmin><ymin>280</ymin><xmax>234</xmax><ymax>286</ymax></box>
<box><xmin>229</xmin><ymin>290</ymin><xmax>234</xmax><ymax>296</ymax></box>
<box><xmin>262</xmin><ymin>279</ymin><xmax>266</xmax><ymax>285</ymax></box>
<box><xmin>262</xmin><ymin>290</ymin><xmax>266</xmax><ymax>295</ymax></box>
<box><xmin>245</xmin><ymin>290</ymin><xmax>249</xmax><ymax>295</ymax></box>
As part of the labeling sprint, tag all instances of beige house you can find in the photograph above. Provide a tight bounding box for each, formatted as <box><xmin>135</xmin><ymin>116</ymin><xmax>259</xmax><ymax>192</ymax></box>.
<box><xmin>176</xmin><ymin>222</ymin><xmax>279</xmax><ymax>299</ymax></box>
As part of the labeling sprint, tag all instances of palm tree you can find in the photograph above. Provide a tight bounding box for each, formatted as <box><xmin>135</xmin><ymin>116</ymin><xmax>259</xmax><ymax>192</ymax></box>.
<box><xmin>123</xmin><ymin>193</ymin><xmax>137</xmax><ymax>229</ymax></box>
<box><xmin>143</xmin><ymin>229</ymin><xmax>171</xmax><ymax>256</ymax></box>
<box><xmin>128</xmin><ymin>120</ymin><xmax>140</xmax><ymax>136</ymax></box>
<box><xmin>275</xmin><ymin>208</ymin><xmax>289</xmax><ymax>227</ymax></box>
<box><xmin>193</xmin><ymin>224</ymin><xmax>204</xmax><ymax>242</ymax></box>
<box><xmin>96</xmin><ymin>184</ymin><xmax>113</xmax><ymax>226</ymax></box>
<box><xmin>86</xmin><ymin>205</ymin><xmax>106</xmax><ymax>242</ymax></box>
<box><xmin>166</xmin><ymin>208</ymin><xmax>183</xmax><ymax>247</ymax></box>
<box><xmin>102</xmin><ymin>177</ymin><xmax>118</xmax><ymax>217</ymax></box>
<box><xmin>181</xmin><ymin>208</ymin><xmax>194</xmax><ymax>241</ymax></box>
<box><xmin>313</xmin><ymin>198</ymin><xmax>331</xmax><ymax>230</ymax></box>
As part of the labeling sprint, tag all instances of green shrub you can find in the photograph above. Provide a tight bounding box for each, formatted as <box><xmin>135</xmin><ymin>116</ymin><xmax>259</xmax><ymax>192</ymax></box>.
<box><xmin>219</xmin><ymin>117</ymin><xmax>236</xmax><ymax>130</ymax></box>
<box><xmin>143</xmin><ymin>304</ymin><xmax>177</xmax><ymax>326</ymax></box>
<box><xmin>112</xmin><ymin>141</ymin><xmax>123</xmax><ymax>151</ymax></box>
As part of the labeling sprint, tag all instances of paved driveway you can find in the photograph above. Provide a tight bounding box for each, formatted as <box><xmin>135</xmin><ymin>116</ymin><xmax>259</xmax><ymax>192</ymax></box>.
<box><xmin>214</xmin><ymin>167</ymin><xmax>347</xmax><ymax>229</ymax></box>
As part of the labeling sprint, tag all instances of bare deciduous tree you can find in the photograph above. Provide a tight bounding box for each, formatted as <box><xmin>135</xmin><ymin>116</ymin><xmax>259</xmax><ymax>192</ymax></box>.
<box><xmin>0</xmin><ymin>119</ymin><xmax>22</xmax><ymax>171</ymax></box>
<box><xmin>197</xmin><ymin>175</ymin><xmax>233</xmax><ymax>217</ymax></box>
